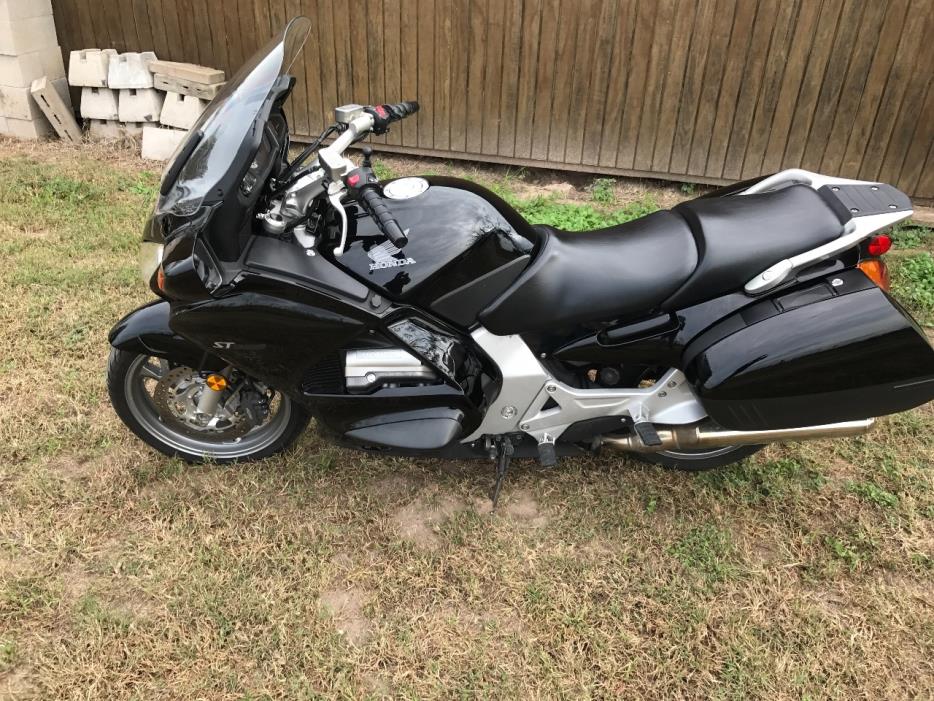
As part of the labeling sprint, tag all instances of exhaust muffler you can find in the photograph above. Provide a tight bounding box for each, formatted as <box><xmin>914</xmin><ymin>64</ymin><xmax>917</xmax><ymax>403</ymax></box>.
<box><xmin>602</xmin><ymin>419</ymin><xmax>874</xmax><ymax>453</ymax></box>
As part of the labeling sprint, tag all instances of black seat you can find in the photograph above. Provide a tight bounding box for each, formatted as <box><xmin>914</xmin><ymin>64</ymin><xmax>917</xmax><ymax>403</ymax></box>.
<box><xmin>479</xmin><ymin>184</ymin><xmax>848</xmax><ymax>335</ymax></box>
<box><xmin>479</xmin><ymin>210</ymin><xmax>698</xmax><ymax>334</ymax></box>
<box><xmin>664</xmin><ymin>184</ymin><xmax>848</xmax><ymax>309</ymax></box>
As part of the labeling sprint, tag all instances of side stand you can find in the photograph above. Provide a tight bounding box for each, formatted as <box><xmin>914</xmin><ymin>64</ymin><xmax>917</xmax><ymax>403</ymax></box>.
<box><xmin>489</xmin><ymin>436</ymin><xmax>515</xmax><ymax>509</ymax></box>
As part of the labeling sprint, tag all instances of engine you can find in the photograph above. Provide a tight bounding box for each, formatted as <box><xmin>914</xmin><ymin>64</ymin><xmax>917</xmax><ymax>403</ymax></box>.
<box><xmin>344</xmin><ymin>348</ymin><xmax>438</xmax><ymax>393</ymax></box>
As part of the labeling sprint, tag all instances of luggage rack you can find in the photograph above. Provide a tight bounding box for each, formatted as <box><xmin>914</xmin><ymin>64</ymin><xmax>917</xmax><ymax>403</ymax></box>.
<box><xmin>739</xmin><ymin>169</ymin><xmax>913</xmax><ymax>294</ymax></box>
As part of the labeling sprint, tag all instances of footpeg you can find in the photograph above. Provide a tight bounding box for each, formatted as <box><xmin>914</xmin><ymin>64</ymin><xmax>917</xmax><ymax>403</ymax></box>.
<box><xmin>633</xmin><ymin>421</ymin><xmax>663</xmax><ymax>447</ymax></box>
<box><xmin>537</xmin><ymin>437</ymin><xmax>557</xmax><ymax>467</ymax></box>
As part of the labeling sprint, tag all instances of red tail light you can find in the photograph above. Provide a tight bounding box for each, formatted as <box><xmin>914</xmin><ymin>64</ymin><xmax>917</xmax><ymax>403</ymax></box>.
<box><xmin>867</xmin><ymin>234</ymin><xmax>892</xmax><ymax>256</ymax></box>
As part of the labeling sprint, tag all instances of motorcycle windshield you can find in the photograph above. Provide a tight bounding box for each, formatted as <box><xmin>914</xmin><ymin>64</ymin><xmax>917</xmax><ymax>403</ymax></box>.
<box><xmin>158</xmin><ymin>17</ymin><xmax>311</xmax><ymax>216</ymax></box>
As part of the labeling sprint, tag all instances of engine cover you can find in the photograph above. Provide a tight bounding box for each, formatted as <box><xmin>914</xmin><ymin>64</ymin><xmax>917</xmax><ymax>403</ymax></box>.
<box><xmin>344</xmin><ymin>348</ymin><xmax>437</xmax><ymax>393</ymax></box>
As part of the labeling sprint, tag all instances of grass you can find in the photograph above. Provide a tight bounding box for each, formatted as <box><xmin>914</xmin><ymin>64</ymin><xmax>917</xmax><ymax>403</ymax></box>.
<box><xmin>0</xmin><ymin>138</ymin><xmax>932</xmax><ymax>699</ymax></box>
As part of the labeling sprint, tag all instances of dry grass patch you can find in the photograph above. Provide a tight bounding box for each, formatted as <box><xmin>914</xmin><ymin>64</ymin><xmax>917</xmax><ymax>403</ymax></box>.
<box><xmin>0</xmin><ymin>138</ymin><xmax>931</xmax><ymax>698</ymax></box>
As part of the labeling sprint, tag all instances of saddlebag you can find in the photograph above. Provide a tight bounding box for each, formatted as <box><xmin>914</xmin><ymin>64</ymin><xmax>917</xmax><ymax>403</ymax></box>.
<box><xmin>682</xmin><ymin>269</ymin><xmax>934</xmax><ymax>430</ymax></box>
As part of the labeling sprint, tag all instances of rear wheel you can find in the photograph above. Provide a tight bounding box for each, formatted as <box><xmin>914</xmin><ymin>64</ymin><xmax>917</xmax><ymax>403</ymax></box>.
<box><xmin>634</xmin><ymin>444</ymin><xmax>763</xmax><ymax>471</ymax></box>
<box><xmin>107</xmin><ymin>348</ymin><xmax>309</xmax><ymax>463</ymax></box>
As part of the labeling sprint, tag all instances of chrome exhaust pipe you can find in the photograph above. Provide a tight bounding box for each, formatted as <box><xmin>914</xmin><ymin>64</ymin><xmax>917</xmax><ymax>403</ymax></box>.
<box><xmin>602</xmin><ymin>419</ymin><xmax>875</xmax><ymax>453</ymax></box>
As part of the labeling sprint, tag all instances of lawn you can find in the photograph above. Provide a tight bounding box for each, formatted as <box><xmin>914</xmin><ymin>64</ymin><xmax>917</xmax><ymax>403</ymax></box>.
<box><xmin>0</xmin><ymin>138</ymin><xmax>932</xmax><ymax>699</ymax></box>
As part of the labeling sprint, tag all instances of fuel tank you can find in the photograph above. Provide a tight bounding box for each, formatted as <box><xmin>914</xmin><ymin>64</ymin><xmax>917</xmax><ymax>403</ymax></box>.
<box><xmin>328</xmin><ymin>176</ymin><xmax>539</xmax><ymax>328</ymax></box>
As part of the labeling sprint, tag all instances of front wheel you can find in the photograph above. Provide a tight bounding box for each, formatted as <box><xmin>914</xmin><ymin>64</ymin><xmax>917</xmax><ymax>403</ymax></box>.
<box><xmin>107</xmin><ymin>349</ymin><xmax>310</xmax><ymax>463</ymax></box>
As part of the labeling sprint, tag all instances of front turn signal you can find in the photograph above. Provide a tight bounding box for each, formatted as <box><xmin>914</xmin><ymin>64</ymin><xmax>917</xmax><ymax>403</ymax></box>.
<box><xmin>858</xmin><ymin>259</ymin><xmax>891</xmax><ymax>291</ymax></box>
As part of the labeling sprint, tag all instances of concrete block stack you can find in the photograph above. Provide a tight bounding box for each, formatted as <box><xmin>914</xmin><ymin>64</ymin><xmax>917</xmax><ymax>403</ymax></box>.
<box><xmin>0</xmin><ymin>0</ymin><xmax>75</xmax><ymax>140</ymax></box>
<box><xmin>141</xmin><ymin>60</ymin><xmax>224</xmax><ymax>161</ymax></box>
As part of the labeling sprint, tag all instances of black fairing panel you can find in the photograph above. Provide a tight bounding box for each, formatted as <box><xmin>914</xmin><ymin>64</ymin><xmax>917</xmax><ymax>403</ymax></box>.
<box><xmin>684</xmin><ymin>280</ymin><xmax>934</xmax><ymax>430</ymax></box>
<box><xmin>480</xmin><ymin>211</ymin><xmax>699</xmax><ymax>334</ymax></box>
<box><xmin>665</xmin><ymin>184</ymin><xmax>847</xmax><ymax>309</ymax></box>
<box><xmin>327</xmin><ymin>179</ymin><xmax>535</xmax><ymax>318</ymax></box>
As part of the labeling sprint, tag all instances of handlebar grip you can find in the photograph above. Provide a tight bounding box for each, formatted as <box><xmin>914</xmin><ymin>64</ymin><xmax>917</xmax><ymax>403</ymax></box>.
<box><xmin>360</xmin><ymin>187</ymin><xmax>409</xmax><ymax>248</ymax></box>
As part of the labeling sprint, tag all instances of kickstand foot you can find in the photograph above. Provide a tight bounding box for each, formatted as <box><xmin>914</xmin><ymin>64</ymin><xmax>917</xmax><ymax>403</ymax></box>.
<box><xmin>488</xmin><ymin>436</ymin><xmax>515</xmax><ymax>509</ymax></box>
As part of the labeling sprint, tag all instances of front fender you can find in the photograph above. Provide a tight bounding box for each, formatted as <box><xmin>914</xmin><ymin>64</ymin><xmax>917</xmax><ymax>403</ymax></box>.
<box><xmin>109</xmin><ymin>300</ymin><xmax>220</xmax><ymax>367</ymax></box>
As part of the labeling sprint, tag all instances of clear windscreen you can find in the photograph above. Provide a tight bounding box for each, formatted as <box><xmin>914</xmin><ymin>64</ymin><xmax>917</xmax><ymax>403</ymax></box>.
<box><xmin>157</xmin><ymin>17</ymin><xmax>311</xmax><ymax>216</ymax></box>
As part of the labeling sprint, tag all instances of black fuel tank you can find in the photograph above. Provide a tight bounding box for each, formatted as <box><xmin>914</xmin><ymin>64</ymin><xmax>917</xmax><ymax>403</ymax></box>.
<box><xmin>328</xmin><ymin>177</ymin><xmax>537</xmax><ymax>327</ymax></box>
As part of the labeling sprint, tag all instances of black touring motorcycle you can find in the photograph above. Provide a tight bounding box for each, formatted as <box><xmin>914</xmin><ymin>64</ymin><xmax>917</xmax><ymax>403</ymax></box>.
<box><xmin>108</xmin><ymin>18</ymin><xmax>934</xmax><ymax>496</ymax></box>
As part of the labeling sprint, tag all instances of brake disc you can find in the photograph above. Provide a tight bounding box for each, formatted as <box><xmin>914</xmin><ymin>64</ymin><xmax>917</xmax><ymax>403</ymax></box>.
<box><xmin>152</xmin><ymin>367</ymin><xmax>254</xmax><ymax>440</ymax></box>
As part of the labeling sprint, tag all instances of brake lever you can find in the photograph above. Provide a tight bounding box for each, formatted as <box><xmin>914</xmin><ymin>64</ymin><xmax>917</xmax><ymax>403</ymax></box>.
<box><xmin>328</xmin><ymin>181</ymin><xmax>349</xmax><ymax>257</ymax></box>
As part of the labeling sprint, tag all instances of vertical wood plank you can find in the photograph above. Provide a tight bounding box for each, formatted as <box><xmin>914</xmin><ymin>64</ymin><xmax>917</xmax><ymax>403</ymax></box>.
<box><xmin>668</xmin><ymin>0</ymin><xmax>717</xmax><ymax>174</ymax></box>
<box><xmin>597</xmin><ymin>0</ymin><xmax>636</xmax><ymax>168</ymax></box>
<box><xmin>838</xmin><ymin>0</ymin><xmax>910</xmax><ymax>176</ymax></box>
<box><xmin>434</xmin><ymin>0</ymin><xmax>453</xmax><ymax>151</ymax></box>
<box><xmin>366</xmin><ymin>0</ymin><xmax>387</xmax><ymax>144</ymax></box>
<box><xmin>417</xmin><ymin>0</ymin><xmax>435</xmax><ymax>148</ymax></box>
<box><xmin>563</xmin><ymin>0</ymin><xmax>600</xmax><ymax>165</ymax></box>
<box><xmin>893</xmin><ymin>79</ymin><xmax>934</xmax><ymax>192</ymax></box>
<box><xmin>799</xmin><ymin>0</ymin><xmax>867</xmax><ymax>172</ymax></box>
<box><xmin>580</xmin><ymin>0</ymin><xmax>617</xmax><ymax>165</ymax></box>
<box><xmin>299</xmin><ymin>0</ymin><xmax>323</xmax><ymax>134</ymax></box>
<box><xmin>686</xmin><ymin>0</ymin><xmax>736</xmax><ymax>176</ymax></box>
<box><xmin>529</xmin><ymin>0</ymin><xmax>559</xmax><ymax>161</ymax></box>
<box><xmin>779</xmin><ymin>0</ymin><xmax>844</xmax><ymax>170</ymax></box>
<box><xmin>400</xmin><ymin>0</ymin><xmax>420</xmax><ymax>147</ymax></box>
<box><xmin>147</xmin><ymin>0</ymin><xmax>170</xmax><ymax>59</ymax></box>
<box><xmin>633</xmin><ymin>0</ymin><xmax>676</xmax><ymax>172</ymax></box>
<box><xmin>649</xmin><ymin>0</ymin><xmax>695</xmax><ymax>173</ymax></box>
<box><xmin>448</xmin><ymin>0</ymin><xmax>471</xmax><ymax>152</ymax></box>
<box><xmin>547</xmin><ymin>0</ymin><xmax>582</xmax><ymax>162</ymax></box>
<box><xmin>383</xmin><ymin>0</ymin><xmax>404</xmax><ymax>145</ymax></box>
<box><xmin>331</xmin><ymin>0</ymin><xmax>354</xmax><ymax>104</ymax></box>
<box><xmin>315</xmin><ymin>0</ymin><xmax>339</xmax><ymax>124</ymax></box>
<box><xmin>496</xmin><ymin>0</ymin><xmax>522</xmax><ymax>158</ymax></box>
<box><xmin>721</xmin><ymin>0</ymin><xmax>778</xmax><ymax>178</ymax></box>
<box><xmin>704</xmin><ymin>0</ymin><xmax>758</xmax><ymax>178</ymax></box>
<box><xmin>480</xmin><ymin>0</ymin><xmax>504</xmax><ymax>155</ymax></box>
<box><xmin>739</xmin><ymin>0</ymin><xmax>798</xmax><ymax>179</ymax></box>
<box><xmin>858</xmin><ymin>0</ymin><xmax>931</xmax><ymax>181</ymax></box>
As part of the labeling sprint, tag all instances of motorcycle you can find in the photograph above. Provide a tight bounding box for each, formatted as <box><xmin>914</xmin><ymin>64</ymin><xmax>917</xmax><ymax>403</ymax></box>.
<box><xmin>108</xmin><ymin>18</ymin><xmax>934</xmax><ymax>498</ymax></box>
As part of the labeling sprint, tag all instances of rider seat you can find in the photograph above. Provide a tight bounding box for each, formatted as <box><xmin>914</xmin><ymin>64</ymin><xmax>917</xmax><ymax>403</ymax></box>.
<box><xmin>479</xmin><ymin>185</ymin><xmax>849</xmax><ymax>334</ymax></box>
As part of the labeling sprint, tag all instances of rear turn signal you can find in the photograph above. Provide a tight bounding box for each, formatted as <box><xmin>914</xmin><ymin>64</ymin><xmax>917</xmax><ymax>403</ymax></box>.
<box><xmin>858</xmin><ymin>259</ymin><xmax>891</xmax><ymax>291</ymax></box>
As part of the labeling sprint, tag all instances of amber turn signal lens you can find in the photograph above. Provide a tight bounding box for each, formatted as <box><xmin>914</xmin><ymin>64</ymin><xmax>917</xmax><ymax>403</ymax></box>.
<box><xmin>858</xmin><ymin>259</ymin><xmax>890</xmax><ymax>291</ymax></box>
<box><xmin>205</xmin><ymin>374</ymin><xmax>227</xmax><ymax>391</ymax></box>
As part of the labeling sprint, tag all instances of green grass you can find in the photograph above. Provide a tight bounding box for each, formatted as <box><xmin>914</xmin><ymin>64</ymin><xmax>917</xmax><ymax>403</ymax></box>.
<box><xmin>0</xmin><ymin>140</ymin><xmax>932</xmax><ymax>699</ymax></box>
<box><xmin>891</xmin><ymin>252</ymin><xmax>934</xmax><ymax>325</ymax></box>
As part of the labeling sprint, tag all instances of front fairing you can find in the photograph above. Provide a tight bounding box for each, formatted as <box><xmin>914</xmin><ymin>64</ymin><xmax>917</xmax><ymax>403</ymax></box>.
<box><xmin>141</xmin><ymin>18</ymin><xmax>310</xmax><ymax>290</ymax></box>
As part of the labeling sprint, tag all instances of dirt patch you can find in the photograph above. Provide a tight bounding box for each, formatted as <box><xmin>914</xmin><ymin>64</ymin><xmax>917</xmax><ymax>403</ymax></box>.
<box><xmin>392</xmin><ymin>495</ymin><xmax>466</xmax><ymax>550</ymax></box>
<box><xmin>320</xmin><ymin>587</ymin><xmax>371</xmax><ymax>646</ymax></box>
<box><xmin>0</xmin><ymin>666</ymin><xmax>38</xmax><ymax>699</ymax></box>
<box><xmin>501</xmin><ymin>489</ymin><xmax>549</xmax><ymax>527</ymax></box>
<box><xmin>369</xmin><ymin>473</ymin><xmax>421</xmax><ymax>499</ymax></box>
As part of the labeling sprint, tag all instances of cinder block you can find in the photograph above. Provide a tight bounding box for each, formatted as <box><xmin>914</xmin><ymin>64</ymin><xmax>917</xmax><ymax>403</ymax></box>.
<box><xmin>159</xmin><ymin>91</ymin><xmax>206</xmax><ymax>130</ymax></box>
<box><xmin>0</xmin><ymin>78</ymin><xmax>67</xmax><ymax>121</ymax></box>
<box><xmin>89</xmin><ymin>119</ymin><xmax>144</xmax><ymax>141</ymax></box>
<box><xmin>107</xmin><ymin>52</ymin><xmax>156</xmax><ymax>89</ymax></box>
<box><xmin>68</xmin><ymin>48</ymin><xmax>115</xmax><ymax>88</ymax></box>
<box><xmin>142</xmin><ymin>124</ymin><xmax>186</xmax><ymax>161</ymax></box>
<box><xmin>4</xmin><ymin>116</ymin><xmax>52</xmax><ymax>140</ymax></box>
<box><xmin>0</xmin><ymin>15</ymin><xmax>58</xmax><ymax>56</ymax></box>
<box><xmin>0</xmin><ymin>46</ymin><xmax>64</xmax><ymax>88</ymax></box>
<box><xmin>148</xmin><ymin>60</ymin><xmax>223</xmax><ymax>84</ymax></box>
<box><xmin>0</xmin><ymin>0</ymin><xmax>53</xmax><ymax>21</ymax></box>
<box><xmin>80</xmin><ymin>86</ymin><xmax>118</xmax><ymax>120</ymax></box>
<box><xmin>118</xmin><ymin>88</ymin><xmax>162</xmax><ymax>123</ymax></box>
<box><xmin>31</xmin><ymin>76</ymin><xmax>80</xmax><ymax>143</ymax></box>
<box><xmin>154</xmin><ymin>73</ymin><xmax>224</xmax><ymax>100</ymax></box>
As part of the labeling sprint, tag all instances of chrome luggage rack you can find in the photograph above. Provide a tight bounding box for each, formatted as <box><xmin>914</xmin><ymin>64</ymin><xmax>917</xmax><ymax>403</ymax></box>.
<box><xmin>739</xmin><ymin>168</ymin><xmax>913</xmax><ymax>294</ymax></box>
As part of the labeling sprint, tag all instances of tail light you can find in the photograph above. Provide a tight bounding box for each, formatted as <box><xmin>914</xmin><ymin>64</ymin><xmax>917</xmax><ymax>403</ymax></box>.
<box><xmin>867</xmin><ymin>234</ymin><xmax>892</xmax><ymax>256</ymax></box>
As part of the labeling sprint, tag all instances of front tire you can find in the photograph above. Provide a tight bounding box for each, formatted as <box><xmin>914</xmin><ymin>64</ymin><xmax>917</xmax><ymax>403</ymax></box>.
<box><xmin>107</xmin><ymin>348</ymin><xmax>310</xmax><ymax>463</ymax></box>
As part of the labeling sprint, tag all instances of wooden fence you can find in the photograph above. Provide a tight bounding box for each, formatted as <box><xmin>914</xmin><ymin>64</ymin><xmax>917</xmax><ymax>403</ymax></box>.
<box><xmin>50</xmin><ymin>0</ymin><xmax>934</xmax><ymax>201</ymax></box>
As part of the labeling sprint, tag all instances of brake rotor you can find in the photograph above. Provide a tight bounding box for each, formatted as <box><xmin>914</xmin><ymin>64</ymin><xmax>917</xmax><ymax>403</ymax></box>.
<box><xmin>151</xmin><ymin>367</ymin><xmax>254</xmax><ymax>440</ymax></box>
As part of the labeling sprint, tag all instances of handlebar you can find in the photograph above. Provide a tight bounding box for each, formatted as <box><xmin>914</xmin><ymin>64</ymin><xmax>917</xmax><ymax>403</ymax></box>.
<box><xmin>359</xmin><ymin>187</ymin><xmax>409</xmax><ymax>248</ymax></box>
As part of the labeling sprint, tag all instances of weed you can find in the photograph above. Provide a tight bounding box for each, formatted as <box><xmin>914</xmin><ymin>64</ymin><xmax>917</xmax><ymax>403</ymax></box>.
<box><xmin>891</xmin><ymin>224</ymin><xmax>932</xmax><ymax>250</ymax></box>
<box><xmin>372</xmin><ymin>159</ymin><xmax>395</xmax><ymax>181</ymax></box>
<box><xmin>589</xmin><ymin>177</ymin><xmax>616</xmax><ymax>204</ymax></box>
<box><xmin>824</xmin><ymin>536</ymin><xmax>862</xmax><ymax>570</ymax></box>
<box><xmin>0</xmin><ymin>640</ymin><xmax>15</xmax><ymax>671</ymax></box>
<box><xmin>891</xmin><ymin>253</ymin><xmax>934</xmax><ymax>323</ymax></box>
<box><xmin>846</xmin><ymin>481</ymin><xmax>899</xmax><ymax>508</ymax></box>
<box><xmin>680</xmin><ymin>182</ymin><xmax>696</xmax><ymax>195</ymax></box>
<box><xmin>668</xmin><ymin>524</ymin><xmax>736</xmax><ymax>583</ymax></box>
